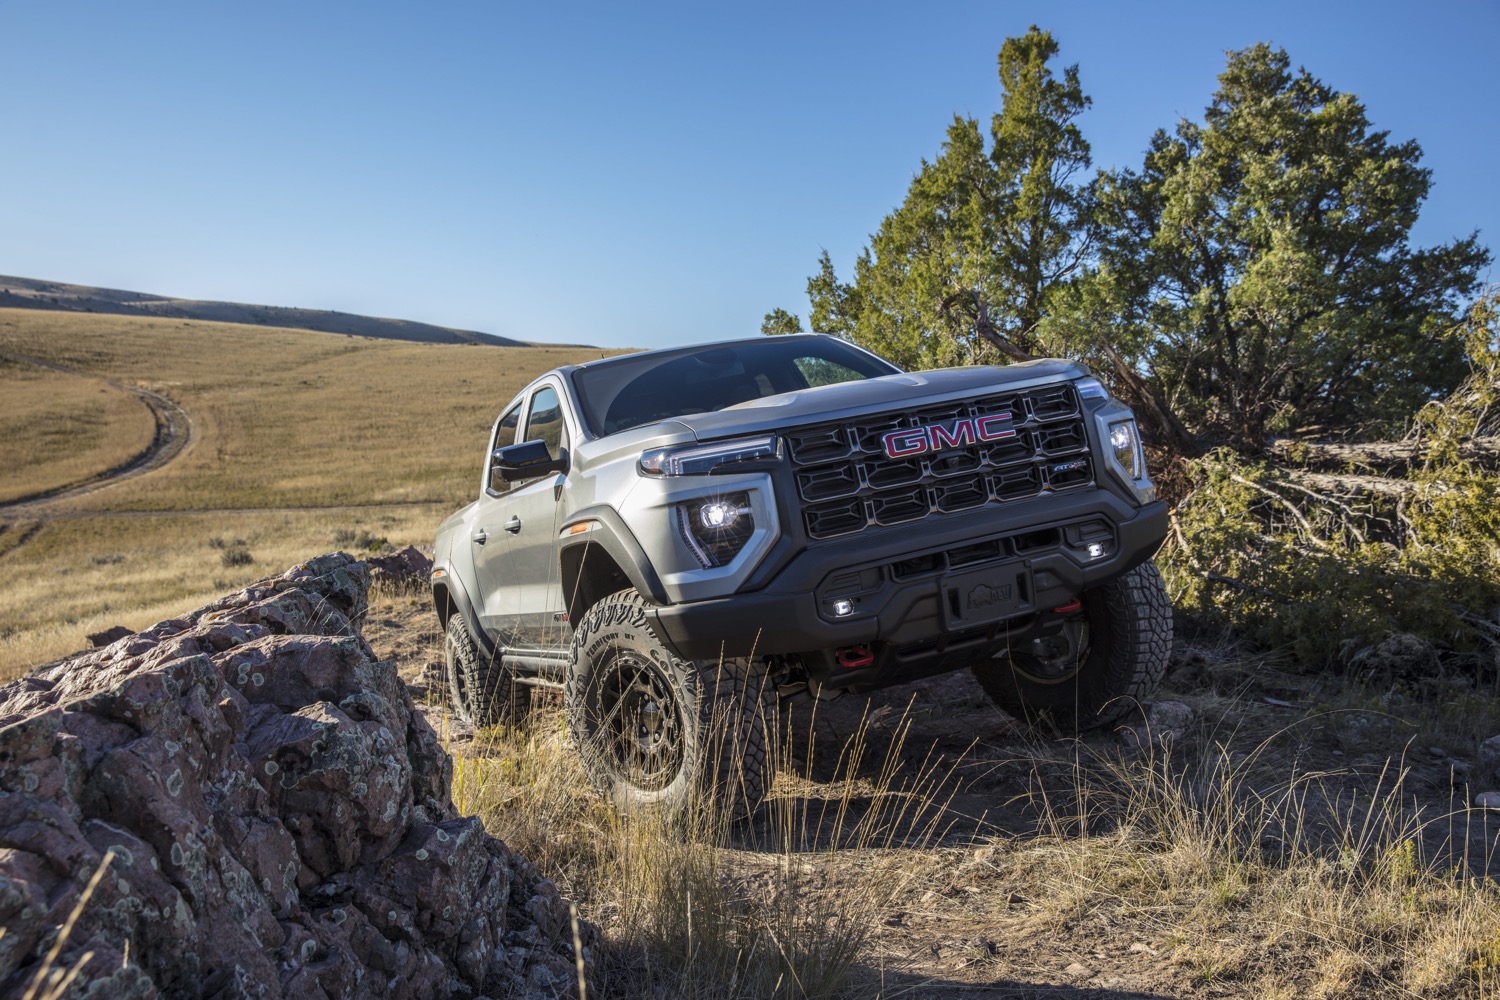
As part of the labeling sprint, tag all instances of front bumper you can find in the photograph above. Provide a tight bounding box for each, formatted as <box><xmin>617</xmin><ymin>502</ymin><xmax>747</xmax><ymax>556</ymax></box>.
<box><xmin>650</xmin><ymin>491</ymin><xmax>1167</xmax><ymax>686</ymax></box>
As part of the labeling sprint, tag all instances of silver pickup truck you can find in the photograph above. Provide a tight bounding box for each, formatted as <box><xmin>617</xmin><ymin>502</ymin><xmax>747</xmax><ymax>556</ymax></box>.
<box><xmin>432</xmin><ymin>334</ymin><xmax>1170</xmax><ymax>817</ymax></box>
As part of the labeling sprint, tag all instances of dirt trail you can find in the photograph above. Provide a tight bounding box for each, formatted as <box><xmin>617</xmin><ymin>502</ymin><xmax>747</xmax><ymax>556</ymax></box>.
<box><xmin>0</xmin><ymin>352</ymin><xmax>193</xmax><ymax>513</ymax></box>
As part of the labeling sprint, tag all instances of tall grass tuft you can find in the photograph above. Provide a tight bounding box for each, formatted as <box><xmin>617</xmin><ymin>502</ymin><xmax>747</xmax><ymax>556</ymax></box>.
<box><xmin>445</xmin><ymin>684</ymin><xmax>962</xmax><ymax>999</ymax></box>
<box><xmin>1012</xmin><ymin>713</ymin><xmax>1500</xmax><ymax>998</ymax></box>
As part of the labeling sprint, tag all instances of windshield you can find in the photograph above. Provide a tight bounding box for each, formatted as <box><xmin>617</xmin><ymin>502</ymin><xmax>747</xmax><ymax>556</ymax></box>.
<box><xmin>572</xmin><ymin>336</ymin><xmax>901</xmax><ymax>436</ymax></box>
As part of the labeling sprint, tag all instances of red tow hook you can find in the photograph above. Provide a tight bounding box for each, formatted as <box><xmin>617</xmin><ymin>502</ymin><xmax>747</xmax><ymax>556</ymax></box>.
<box><xmin>836</xmin><ymin>644</ymin><xmax>875</xmax><ymax>669</ymax></box>
<box><xmin>1051</xmin><ymin>598</ymin><xmax>1082</xmax><ymax>614</ymax></box>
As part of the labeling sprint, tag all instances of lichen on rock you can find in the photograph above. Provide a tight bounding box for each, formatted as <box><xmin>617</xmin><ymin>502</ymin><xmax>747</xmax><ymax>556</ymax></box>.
<box><xmin>0</xmin><ymin>553</ymin><xmax>591</xmax><ymax>999</ymax></box>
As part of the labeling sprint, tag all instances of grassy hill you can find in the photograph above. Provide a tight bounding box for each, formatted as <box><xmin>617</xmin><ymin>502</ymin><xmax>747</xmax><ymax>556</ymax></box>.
<box><xmin>0</xmin><ymin>274</ymin><xmax>547</xmax><ymax>347</ymax></box>
<box><xmin>0</xmin><ymin>307</ymin><xmax>611</xmax><ymax>674</ymax></box>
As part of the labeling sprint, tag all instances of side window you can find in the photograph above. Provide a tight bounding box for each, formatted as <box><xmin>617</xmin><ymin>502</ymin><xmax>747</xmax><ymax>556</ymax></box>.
<box><xmin>524</xmin><ymin>385</ymin><xmax>569</xmax><ymax>462</ymax></box>
<box><xmin>486</xmin><ymin>402</ymin><xmax>523</xmax><ymax>495</ymax></box>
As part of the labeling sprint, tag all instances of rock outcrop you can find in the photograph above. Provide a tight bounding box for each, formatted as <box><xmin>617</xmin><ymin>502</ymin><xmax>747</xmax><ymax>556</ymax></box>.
<box><xmin>365</xmin><ymin>546</ymin><xmax>434</xmax><ymax>590</ymax></box>
<box><xmin>0</xmin><ymin>553</ymin><xmax>589</xmax><ymax>999</ymax></box>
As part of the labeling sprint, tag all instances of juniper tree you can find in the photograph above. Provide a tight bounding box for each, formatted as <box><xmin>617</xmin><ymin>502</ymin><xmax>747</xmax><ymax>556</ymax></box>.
<box><xmin>1069</xmin><ymin>44</ymin><xmax>1490</xmax><ymax>446</ymax></box>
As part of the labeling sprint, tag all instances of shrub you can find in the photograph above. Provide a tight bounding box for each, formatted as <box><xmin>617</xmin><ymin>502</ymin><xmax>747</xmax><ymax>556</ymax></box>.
<box><xmin>331</xmin><ymin>528</ymin><xmax>388</xmax><ymax>553</ymax></box>
<box><xmin>1161</xmin><ymin>290</ymin><xmax>1500</xmax><ymax>671</ymax></box>
<box><xmin>219</xmin><ymin>545</ymin><xmax>254</xmax><ymax>568</ymax></box>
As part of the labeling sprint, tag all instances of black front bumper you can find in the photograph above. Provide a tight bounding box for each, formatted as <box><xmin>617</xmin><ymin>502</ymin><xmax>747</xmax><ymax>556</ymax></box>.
<box><xmin>650</xmin><ymin>490</ymin><xmax>1168</xmax><ymax>686</ymax></box>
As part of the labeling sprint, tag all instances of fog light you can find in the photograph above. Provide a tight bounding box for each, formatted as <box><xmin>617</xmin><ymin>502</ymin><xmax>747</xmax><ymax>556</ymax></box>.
<box><xmin>678</xmin><ymin>492</ymin><xmax>755</xmax><ymax>568</ymax></box>
<box><xmin>831</xmin><ymin>599</ymin><xmax>854</xmax><ymax>617</ymax></box>
<box><xmin>1087</xmin><ymin>542</ymin><xmax>1106</xmax><ymax>559</ymax></box>
<box><xmin>699</xmin><ymin>501</ymin><xmax>740</xmax><ymax>530</ymax></box>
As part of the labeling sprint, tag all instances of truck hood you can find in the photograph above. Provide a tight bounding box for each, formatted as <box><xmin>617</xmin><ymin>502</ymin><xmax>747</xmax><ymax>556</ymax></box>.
<box><xmin>658</xmin><ymin>359</ymin><xmax>1090</xmax><ymax>443</ymax></box>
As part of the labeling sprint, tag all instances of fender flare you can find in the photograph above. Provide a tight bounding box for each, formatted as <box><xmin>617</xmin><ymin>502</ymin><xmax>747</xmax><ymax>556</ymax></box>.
<box><xmin>557</xmin><ymin>505</ymin><xmax>668</xmax><ymax>622</ymax></box>
<box><xmin>431</xmin><ymin>570</ymin><xmax>500</xmax><ymax>661</ymax></box>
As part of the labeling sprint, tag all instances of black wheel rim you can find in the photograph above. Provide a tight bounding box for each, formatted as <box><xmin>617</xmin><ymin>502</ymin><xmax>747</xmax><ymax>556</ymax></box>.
<box><xmin>593</xmin><ymin>653</ymin><xmax>685</xmax><ymax>792</ymax></box>
<box><xmin>1010</xmin><ymin>618</ymin><xmax>1091</xmax><ymax>685</ymax></box>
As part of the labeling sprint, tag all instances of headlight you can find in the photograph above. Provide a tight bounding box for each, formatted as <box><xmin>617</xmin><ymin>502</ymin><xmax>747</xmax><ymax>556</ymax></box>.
<box><xmin>640</xmin><ymin>435</ymin><xmax>780</xmax><ymax>476</ymax></box>
<box><xmin>1108</xmin><ymin>419</ymin><xmax>1143</xmax><ymax>480</ymax></box>
<box><xmin>678</xmin><ymin>492</ymin><xmax>754</xmax><ymax>567</ymax></box>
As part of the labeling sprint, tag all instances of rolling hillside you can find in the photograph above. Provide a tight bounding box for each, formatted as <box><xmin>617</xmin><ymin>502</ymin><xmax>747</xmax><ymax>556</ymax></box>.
<box><xmin>0</xmin><ymin>274</ymin><xmax>550</xmax><ymax>347</ymax></box>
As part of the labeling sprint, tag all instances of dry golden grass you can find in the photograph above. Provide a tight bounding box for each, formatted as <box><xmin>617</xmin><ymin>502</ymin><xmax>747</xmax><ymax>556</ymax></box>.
<box><xmin>0</xmin><ymin>308</ymin><xmax>609</xmax><ymax>509</ymax></box>
<box><xmin>0</xmin><ymin>506</ymin><xmax>444</xmax><ymax>678</ymax></box>
<box><xmin>997</xmin><ymin>736</ymin><xmax>1500</xmax><ymax>998</ymax></box>
<box><xmin>440</xmin><ymin>700</ymin><xmax>956</xmax><ymax>998</ymax></box>
<box><xmin>0</xmin><ymin>307</ymin><xmax>614</xmax><ymax>674</ymax></box>
<box><xmin>0</xmin><ymin>356</ymin><xmax>156</xmax><ymax>503</ymax></box>
<box><xmin>354</xmin><ymin>563</ymin><xmax>1500</xmax><ymax>999</ymax></box>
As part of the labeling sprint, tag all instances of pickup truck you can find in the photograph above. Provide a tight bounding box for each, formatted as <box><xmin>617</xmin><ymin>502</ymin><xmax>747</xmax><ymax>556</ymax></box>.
<box><xmin>432</xmin><ymin>334</ymin><xmax>1171</xmax><ymax>817</ymax></box>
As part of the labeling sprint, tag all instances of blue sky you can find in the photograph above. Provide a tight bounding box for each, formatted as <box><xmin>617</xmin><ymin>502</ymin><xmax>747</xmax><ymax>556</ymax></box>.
<box><xmin>2</xmin><ymin>0</ymin><xmax>1495</xmax><ymax>350</ymax></box>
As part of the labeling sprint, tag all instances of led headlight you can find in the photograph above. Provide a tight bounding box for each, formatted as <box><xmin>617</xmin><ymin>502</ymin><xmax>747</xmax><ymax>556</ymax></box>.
<box><xmin>677</xmin><ymin>493</ymin><xmax>754</xmax><ymax>568</ymax></box>
<box><xmin>1108</xmin><ymin>419</ymin><xmax>1143</xmax><ymax>480</ymax></box>
<box><xmin>640</xmin><ymin>435</ymin><xmax>779</xmax><ymax>477</ymax></box>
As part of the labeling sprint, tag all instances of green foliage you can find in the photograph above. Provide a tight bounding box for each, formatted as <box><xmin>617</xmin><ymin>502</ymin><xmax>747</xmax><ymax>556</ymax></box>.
<box><xmin>762</xmin><ymin>308</ymin><xmax>810</xmax><ymax>335</ymax></box>
<box><xmin>792</xmin><ymin>35</ymin><xmax>1490</xmax><ymax>452</ymax></box>
<box><xmin>1077</xmin><ymin>44</ymin><xmax>1490</xmax><ymax>446</ymax></box>
<box><xmin>759</xmin><ymin>307</ymin><xmax>804</xmax><ymax>336</ymax></box>
<box><xmin>1161</xmin><ymin>293</ymin><xmax>1500</xmax><ymax>666</ymax></box>
<box><xmin>805</xmin><ymin>26</ymin><xmax>1093</xmax><ymax>369</ymax></box>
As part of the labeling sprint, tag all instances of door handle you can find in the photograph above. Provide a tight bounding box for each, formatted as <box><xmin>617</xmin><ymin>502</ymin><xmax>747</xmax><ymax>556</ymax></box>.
<box><xmin>471</xmin><ymin>529</ymin><xmax>488</xmax><ymax>545</ymax></box>
<box><xmin>505</xmin><ymin>516</ymin><xmax>523</xmax><ymax>534</ymax></box>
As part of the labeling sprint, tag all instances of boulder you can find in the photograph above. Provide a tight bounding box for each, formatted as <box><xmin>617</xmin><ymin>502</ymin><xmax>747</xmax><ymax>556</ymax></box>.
<box><xmin>0</xmin><ymin>553</ymin><xmax>591</xmax><ymax>999</ymax></box>
<box><xmin>365</xmin><ymin>546</ymin><xmax>433</xmax><ymax>590</ymax></box>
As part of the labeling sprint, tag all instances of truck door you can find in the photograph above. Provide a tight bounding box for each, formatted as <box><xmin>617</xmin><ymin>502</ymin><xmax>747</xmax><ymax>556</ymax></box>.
<box><xmin>490</xmin><ymin>383</ymin><xmax>572</xmax><ymax>650</ymax></box>
<box><xmin>471</xmin><ymin>400</ymin><xmax>523</xmax><ymax>638</ymax></box>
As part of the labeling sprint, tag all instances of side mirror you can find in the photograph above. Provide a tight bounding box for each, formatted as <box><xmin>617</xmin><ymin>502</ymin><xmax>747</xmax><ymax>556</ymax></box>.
<box><xmin>491</xmin><ymin>439</ymin><xmax>568</xmax><ymax>482</ymax></box>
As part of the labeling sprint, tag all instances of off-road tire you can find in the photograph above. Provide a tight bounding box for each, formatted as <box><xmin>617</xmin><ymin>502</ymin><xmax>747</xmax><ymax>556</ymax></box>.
<box><xmin>565</xmin><ymin>588</ymin><xmax>775</xmax><ymax>821</ymax></box>
<box><xmin>973</xmin><ymin>562</ymin><xmax>1171</xmax><ymax>733</ymax></box>
<box><xmin>445</xmin><ymin>612</ymin><xmax>530</xmax><ymax>728</ymax></box>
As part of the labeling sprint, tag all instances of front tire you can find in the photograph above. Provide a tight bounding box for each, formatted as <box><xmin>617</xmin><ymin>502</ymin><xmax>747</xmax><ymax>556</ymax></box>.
<box><xmin>445</xmin><ymin>612</ymin><xmax>530</xmax><ymax>727</ymax></box>
<box><xmin>565</xmin><ymin>589</ymin><xmax>775</xmax><ymax>821</ymax></box>
<box><xmin>973</xmin><ymin>562</ymin><xmax>1171</xmax><ymax>733</ymax></box>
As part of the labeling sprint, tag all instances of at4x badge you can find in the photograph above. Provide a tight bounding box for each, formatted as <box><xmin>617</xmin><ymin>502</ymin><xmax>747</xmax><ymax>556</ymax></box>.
<box><xmin>881</xmin><ymin>413</ymin><xmax>1015</xmax><ymax>459</ymax></box>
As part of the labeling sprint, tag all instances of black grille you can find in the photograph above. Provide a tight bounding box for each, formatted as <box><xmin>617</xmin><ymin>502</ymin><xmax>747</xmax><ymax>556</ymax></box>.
<box><xmin>785</xmin><ymin>385</ymin><xmax>1092</xmax><ymax>540</ymax></box>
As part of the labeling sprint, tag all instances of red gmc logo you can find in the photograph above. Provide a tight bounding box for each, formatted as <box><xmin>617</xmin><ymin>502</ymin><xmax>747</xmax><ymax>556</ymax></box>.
<box><xmin>881</xmin><ymin>413</ymin><xmax>1015</xmax><ymax>459</ymax></box>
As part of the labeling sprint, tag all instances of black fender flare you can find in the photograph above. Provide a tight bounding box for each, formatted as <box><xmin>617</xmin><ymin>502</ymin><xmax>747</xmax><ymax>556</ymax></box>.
<box><xmin>557</xmin><ymin>505</ymin><xmax>668</xmax><ymax>623</ymax></box>
<box><xmin>431</xmin><ymin>570</ymin><xmax>500</xmax><ymax>661</ymax></box>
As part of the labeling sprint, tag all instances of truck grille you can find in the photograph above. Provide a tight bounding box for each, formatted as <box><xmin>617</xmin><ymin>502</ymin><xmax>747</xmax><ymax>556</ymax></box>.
<box><xmin>785</xmin><ymin>384</ymin><xmax>1093</xmax><ymax>540</ymax></box>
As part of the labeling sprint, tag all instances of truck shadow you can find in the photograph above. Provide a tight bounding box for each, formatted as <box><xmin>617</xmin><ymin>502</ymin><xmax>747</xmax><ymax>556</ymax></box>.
<box><xmin>737</xmin><ymin>669</ymin><xmax>1500</xmax><ymax>880</ymax></box>
<box><xmin>739</xmin><ymin>675</ymin><xmax>1126</xmax><ymax>854</ymax></box>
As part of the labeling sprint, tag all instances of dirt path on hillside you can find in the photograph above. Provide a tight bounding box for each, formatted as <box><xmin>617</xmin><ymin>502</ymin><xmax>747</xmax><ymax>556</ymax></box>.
<box><xmin>0</xmin><ymin>352</ymin><xmax>193</xmax><ymax>513</ymax></box>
